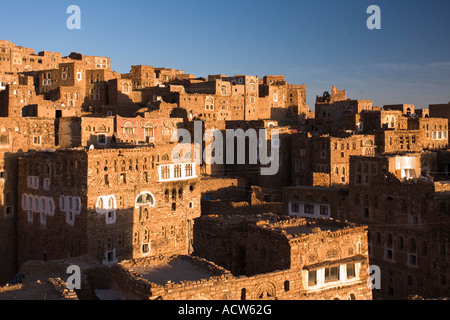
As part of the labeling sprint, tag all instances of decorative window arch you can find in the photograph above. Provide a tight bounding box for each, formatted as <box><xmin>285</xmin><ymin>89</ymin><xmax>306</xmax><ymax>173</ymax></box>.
<box><xmin>135</xmin><ymin>192</ymin><xmax>156</xmax><ymax>209</ymax></box>
<box><xmin>205</xmin><ymin>96</ymin><xmax>214</xmax><ymax>110</ymax></box>
<box><xmin>123</xmin><ymin>122</ymin><xmax>135</xmax><ymax>135</ymax></box>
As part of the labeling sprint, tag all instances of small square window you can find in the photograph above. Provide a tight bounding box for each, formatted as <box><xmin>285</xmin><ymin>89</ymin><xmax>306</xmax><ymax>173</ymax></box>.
<box><xmin>105</xmin><ymin>250</ymin><xmax>115</xmax><ymax>263</ymax></box>
<box><xmin>142</xmin><ymin>243</ymin><xmax>150</xmax><ymax>255</ymax></box>
<box><xmin>98</xmin><ymin>134</ymin><xmax>107</xmax><ymax>145</ymax></box>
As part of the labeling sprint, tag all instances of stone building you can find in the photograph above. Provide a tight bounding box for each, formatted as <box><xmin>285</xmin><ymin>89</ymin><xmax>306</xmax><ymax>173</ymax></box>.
<box><xmin>0</xmin><ymin>117</ymin><xmax>56</xmax><ymax>284</ymax></box>
<box><xmin>357</xmin><ymin>110</ymin><xmax>449</xmax><ymax>153</ymax></box>
<box><xmin>0</xmin><ymin>40</ymin><xmax>62</xmax><ymax>74</ymax></box>
<box><xmin>310</xmin><ymin>86</ymin><xmax>373</xmax><ymax>134</ymax></box>
<box><xmin>115</xmin><ymin>115</ymin><xmax>183</xmax><ymax>145</ymax></box>
<box><xmin>106</xmin><ymin>214</ymin><xmax>372</xmax><ymax>300</ymax></box>
<box><xmin>347</xmin><ymin>153</ymin><xmax>450</xmax><ymax>299</ymax></box>
<box><xmin>282</xmin><ymin>185</ymin><xmax>349</xmax><ymax>220</ymax></box>
<box><xmin>223</xmin><ymin>120</ymin><xmax>292</xmax><ymax>198</ymax></box>
<box><xmin>291</xmin><ymin>132</ymin><xmax>376</xmax><ymax>187</ymax></box>
<box><xmin>16</xmin><ymin>145</ymin><xmax>201</xmax><ymax>269</ymax></box>
<box><xmin>430</xmin><ymin>103</ymin><xmax>450</xmax><ymax>138</ymax></box>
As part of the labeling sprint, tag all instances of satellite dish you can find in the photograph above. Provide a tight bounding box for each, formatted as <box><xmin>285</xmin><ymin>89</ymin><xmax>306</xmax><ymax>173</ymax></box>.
<box><xmin>89</xmin><ymin>144</ymin><xmax>95</xmax><ymax>150</ymax></box>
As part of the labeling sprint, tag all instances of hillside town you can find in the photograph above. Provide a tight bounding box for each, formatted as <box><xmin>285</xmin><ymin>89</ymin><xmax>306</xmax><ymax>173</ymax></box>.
<box><xmin>0</xmin><ymin>39</ymin><xmax>449</xmax><ymax>300</ymax></box>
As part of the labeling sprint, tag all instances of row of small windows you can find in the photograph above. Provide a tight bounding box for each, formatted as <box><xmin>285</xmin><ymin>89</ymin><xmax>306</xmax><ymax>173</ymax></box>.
<box><xmin>369</xmin><ymin>233</ymin><xmax>447</xmax><ymax>265</ymax></box>
<box><xmin>307</xmin><ymin>263</ymin><xmax>357</xmax><ymax>287</ymax></box>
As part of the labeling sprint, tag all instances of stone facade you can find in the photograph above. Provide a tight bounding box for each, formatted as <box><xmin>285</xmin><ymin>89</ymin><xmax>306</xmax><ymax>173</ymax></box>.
<box><xmin>16</xmin><ymin>146</ymin><xmax>200</xmax><ymax>268</ymax></box>
<box><xmin>347</xmin><ymin>154</ymin><xmax>450</xmax><ymax>299</ymax></box>
<box><xmin>108</xmin><ymin>215</ymin><xmax>372</xmax><ymax>301</ymax></box>
<box><xmin>0</xmin><ymin>117</ymin><xmax>56</xmax><ymax>283</ymax></box>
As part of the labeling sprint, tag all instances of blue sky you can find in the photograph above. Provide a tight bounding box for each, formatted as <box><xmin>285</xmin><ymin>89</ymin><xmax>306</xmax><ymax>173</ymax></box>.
<box><xmin>1</xmin><ymin>0</ymin><xmax>450</xmax><ymax>109</ymax></box>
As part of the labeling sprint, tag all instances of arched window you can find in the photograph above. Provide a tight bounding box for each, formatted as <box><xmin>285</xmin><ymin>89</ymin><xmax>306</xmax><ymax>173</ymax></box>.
<box><xmin>108</xmin><ymin>197</ymin><xmax>114</xmax><ymax>209</ymax></box>
<box><xmin>205</xmin><ymin>96</ymin><xmax>214</xmax><ymax>110</ymax></box>
<box><xmin>123</xmin><ymin>122</ymin><xmax>134</xmax><ymax>135</ymax></box>
<box><xmin>97</xmin><ymin>198</ymin><xmax>103</xmax><ymax>210</ymax></box>
<box><xmin>161</xmin><ymin>154</ymin><xmax>169</xmax><ymax>161</ymax></box>
<box><xmin>135</xmin><ymin>192</ymin><xmax>155</xmax><ymax>208</ymax></box>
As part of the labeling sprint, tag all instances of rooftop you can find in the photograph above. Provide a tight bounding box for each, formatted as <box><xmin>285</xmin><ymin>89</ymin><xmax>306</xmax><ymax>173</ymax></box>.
<box><xmin>120</xmin><ymin>255</ymin><xmax>230</xmax><ymax>286</ymax></box>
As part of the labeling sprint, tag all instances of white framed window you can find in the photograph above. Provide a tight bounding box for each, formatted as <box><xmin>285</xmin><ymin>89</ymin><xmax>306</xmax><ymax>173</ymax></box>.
<box><xmin>103</xmin><ymin>249</ymin><xmax>117</xmax><ymax>265</ymax></box>
<box><xmin>40</xmin><ymin>212</ymin><xmax>47</xmax><ymax>226</ymax></box>
<box><xmin>66</xmin><ymin>211</ymin><xmax>75</xmax><ymax>226</ymax></box>
<box><xmin>32</xmin><ymin>176</ymin><xmax>39</xmax><ymax>189</ymax></box>
<box><xmin>43</xmin><ymin>178</ymin><xmax>50</xmax><ymax>190</ymax></box>
<box><xmin>291</xmin><ymin>202</ymin><xmax>300</xmax><ymax>213</ymax></box>
<box><xmin>308</xmin><ymin>270</ymin><xmax>317</xmax><ymax>286</ymax></box>
<box><xmin>27</xmin><ymin>176</ymin><xmax>33</xmax><ymax>188</ymax></box>
<box><xmin>135</xmin><ymin>192</ymin><xmax>155</xmax><ymax>209</ymax></box>
<box><xmin>96</xmin><ymin>195</ymin><xmax>117</xmax><ymax>224</ymax></box>
<box><xmin>27</xmin><ymin>210</ymin><xmax>33</xmax><ymax>223</ymax></box>
<box><xmin>106</xmin><ymin>211</ymin><xmax>116</xmax><ymax>225</ymax></box>
<box><xmin>273</xmin><ymin>93</ymin><xmax>278</xmax><ymax>102</ymax></box>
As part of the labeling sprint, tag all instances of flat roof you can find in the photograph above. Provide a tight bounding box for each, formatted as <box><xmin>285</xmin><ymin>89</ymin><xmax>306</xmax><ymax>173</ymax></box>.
<box><xmin>129</xmin><ymin>257</ymin><xmax>219</xmax><ymax>285</ymax></box>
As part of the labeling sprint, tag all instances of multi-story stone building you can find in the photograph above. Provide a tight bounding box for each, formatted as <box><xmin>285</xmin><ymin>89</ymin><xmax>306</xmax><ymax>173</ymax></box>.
<box><xmin>17</xmin><ymin>145</ymin><xmax>200</xmax><ymax>268</ymax></box>
<box><xmin>0</xmin><ymin>117</ymin><xmax>56</xmax><ymax>284</ymax></box>
<box><xmin>282</xmin><ymin>185</ymin><xmax>349</xmax><ymax>220</ymax></box>
<box><xmin>291</xmin><ymin>132</ymin><xmax>376</xmax><ymax>187</ymax></box>
<box><xmin>347</xmin><ymin>153</ymin><xmax>450</xmax><ymax>299</ymax></box>
<box><xmin>183</xmin><ymin>214</ymin><xmax>372</xmax><ymax>300</ymax></box>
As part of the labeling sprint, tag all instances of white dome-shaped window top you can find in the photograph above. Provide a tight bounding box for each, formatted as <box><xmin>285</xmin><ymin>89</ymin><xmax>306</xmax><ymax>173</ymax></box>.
<box><xmin>135</xmin><ymin>192</ymin><xmax>155</xmax><ymax>209</ymax></box>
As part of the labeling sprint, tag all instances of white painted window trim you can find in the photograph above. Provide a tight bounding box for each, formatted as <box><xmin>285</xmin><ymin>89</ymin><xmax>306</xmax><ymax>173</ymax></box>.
<box><xmin>304</xmin><ymin>263</ymin><xmax>361</xmax><ymax>291</ymax></box>
<box><xmin>158</xmin><ymin>163</ymin><xmax>197</xmax><ymax>182</ymax></box>
<box><xmin>134</xmin><ymin>192</ymin><xmax>156</xmax><ymax>209</ymax></box>
<box><xmin>103</xmin><ymin>249</ymin><xmax>117</xmax><ymax>265</ymax></box>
